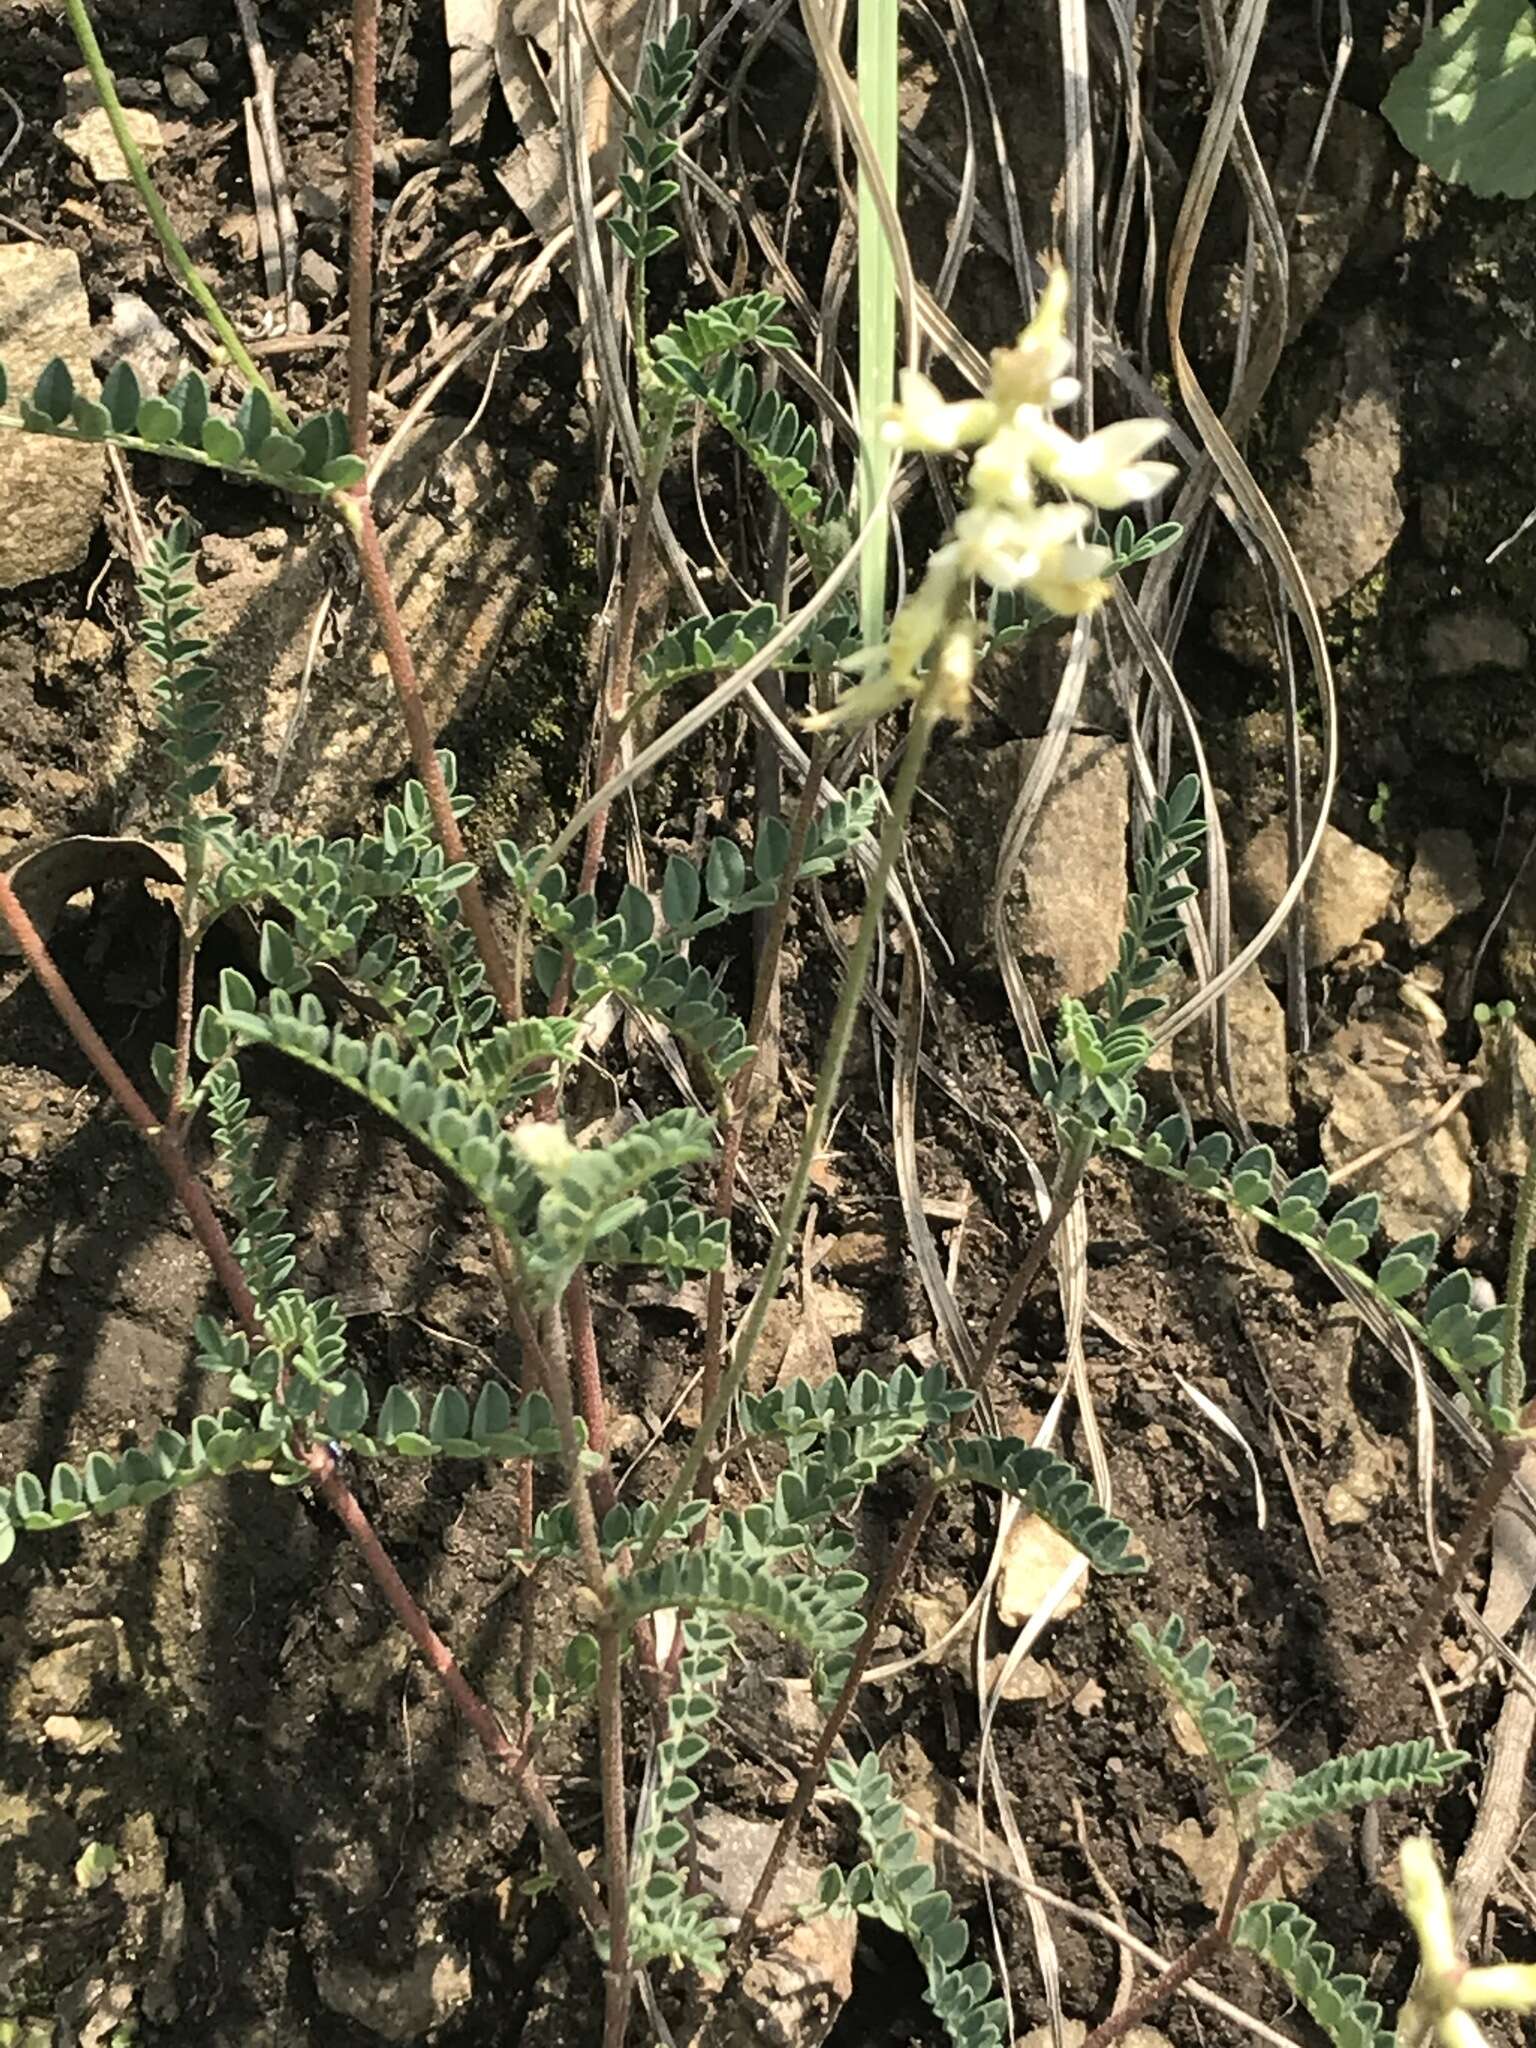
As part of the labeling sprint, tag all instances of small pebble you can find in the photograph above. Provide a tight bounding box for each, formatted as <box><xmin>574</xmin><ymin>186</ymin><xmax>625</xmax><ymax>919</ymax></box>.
<box><xmin>165</xmin><ymin>35</ymin><xmax>209</xmax><ymax>64</ymax></box>
<box><xmin>297</xmin><ymin>247</ymin><xmax>341</xmax><ymax>305</ymax></box>
<box><xmin>163</xmin><ymin>66</ymin><xmax>210</xmax><ymax>114</ymax></box>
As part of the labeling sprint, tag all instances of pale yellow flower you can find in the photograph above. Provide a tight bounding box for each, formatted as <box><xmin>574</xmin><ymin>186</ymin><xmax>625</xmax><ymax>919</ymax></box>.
<box><xmin>1019</xmin><ymin>413</ymin><xmax>1177</xmax><ymax>510</ymax></box>
<box><xmin>802</xmin><ymin>666</ymin><xmax>915</xmax><ymax>732</ymax></box>
<box><xmin>927</xmin><ymin>622</ymin><xmax>975</xmax><ymax>727</ymax></box>
<box><xmin>949</xmin><ymin>500</ymin><xmax>1089</xmax><ymax>591</ymax></box>
<box><xmin>513</xmin><ymin>1121</ymin><xmax>578</xmax><ymax>1180</ymax></box>
<box><xmin>1400</xmin><ymin>1837</ymin><xmax>1536</xmax><ymax>2048</ymax></box>
<box><xmin>988</xmin><ymin>267</ymin><xmax>1079</xmax><ymax>416</ymax></box>
<box><xmin>1022</xmin><ymin>539</ymin><xmax>1115</xmax><ymax>617</ymax></box>
<box><xmin>966</xmin><ymin>424</ymin><xmax>1038</xmax><ymax>512</ymax></box>
<box><xmin>880</xmin><ymin>369</ymin><xmax>997</xmax><ymax>453</ymax></box>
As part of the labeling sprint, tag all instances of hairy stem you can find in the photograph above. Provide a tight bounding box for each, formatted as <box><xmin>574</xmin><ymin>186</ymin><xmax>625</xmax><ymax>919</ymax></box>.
<box><xmin>599</xmin><ymin>1622</ymin><xmax>633</xmax><ymax>2048</ymax></box>
<box><xmin>633</xmin><ymin>693</ymin><xmax>946</xmax><ymax>1568</ymax></box>
<box><xmin>63</xmin><ymin>0</ymin><xmax>290</xmax><ymax>426</ymax></box>
<box><xmin>566</xmin><ymin>1268</ymin><xmax>618</xmax><ymax>1518</ymax></box>
<box><xmin>1502</xmin><ymin>1129</ymin><xmax>1536</xmax><ymax>1413</ymax></box>
<box><xmin>1078</xmin><ymin>1925</ymin><xmax>1226</xmax><ymax>2048</ymax></box>
<box><xmin>347</xmin><ymin>499</ymin><xmax>522</xmax><ymax>1021</ymax></box>
<box><xmin>0</xmin><ymin>873</ymin><xmax>597</xmax><ymax>1926</ymax></box>
<box><xmin>1364</xmin><ymin>1421</ymin><xmax>1531</xmax><ymax>1743</ymax></box>
<box><xmin>346</xmin><ymin>0</ymin><xmax>379</xmax><ymax>458</ymax></box>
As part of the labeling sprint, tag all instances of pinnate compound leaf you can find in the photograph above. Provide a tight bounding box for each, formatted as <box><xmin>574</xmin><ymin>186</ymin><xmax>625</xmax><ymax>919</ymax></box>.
<box><xmin>1257</xmin><ymin>1739</ymin><xmax>1467</xmax><ymax>1842</ymax></box>
<box><xmin>1234</xmin><ymin>1902</ymin><xmax>1395</xmax><ymax>2048</ymax></box>
<box><xmin>932</xmin><ymin>1435</ymin><xmax>1145</xmax><ymax>1576</ymax></box>
<box><xmin>1383</xmin><ymin>0</ymin><xmax>1536</xmax><ymax>199</ymax></box>
<box><xmin>1131</xmin><ymin>1615</ymin><xmax>1270</xmax><ymax>1805</ymax></box>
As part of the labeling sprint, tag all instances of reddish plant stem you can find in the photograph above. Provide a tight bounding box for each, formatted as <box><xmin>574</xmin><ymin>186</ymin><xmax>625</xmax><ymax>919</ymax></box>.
<box><xmin>726</xmin><ymin>1478</ymin><xmax>940</xmax><ymax>1968</ymax></box>
<box><xmin>566</xmin><ymin>1267</ymin><xmax>617</xmax><ymax>1517</ymax></box>
<box><xmin>0</xmin><ymin>872</ymin><xmax>261</xmax><ymax>1337</ymax></box>
<box><xmin>308</xmin><ymin>1442</ymin><xmax>603</xmax><ymax>1929</ymax></box>
<box><xmin>696</xmin><ymin>751</ymin><xmax>828</xmax><ymax>1466</ymax></box>
<box><xmin>1362</xmin><ymin>1419</ymin><xmax>1531</xmax><ymax>1744</ymax></box>
<box><xmin>350</xmin><ymin>501</ymin><xmax>522</xmax><ymax>1022</ymax></box>
<box><xmin>1078</xmin><ymin>1925</ymin><xmax>1226</xmax><ymax>2048</ymax></box>
<box><xmin>346</xmin><ymin>0</ymin><xmax>378</xmax><ymax>458</ymax></box>
<box><xmin>0</xmin><ymin>872</ymin><xmax>599</xmax><ymax>1929</ymax></box>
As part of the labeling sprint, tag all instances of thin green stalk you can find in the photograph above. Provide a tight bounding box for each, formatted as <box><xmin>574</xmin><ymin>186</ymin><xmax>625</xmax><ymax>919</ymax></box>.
<box><xmin>1503</xmin><ymin>1133</ymin><xmax>1536</xmax><ymax>1415</ymax></box>
<box><xmin>631</xmin><ymin>687</ymin><xmax>946</xmax><ymax>1572</ymax></box>
<box><xmin>63</xmin><ymin>0</ymin><xmax>291</xmax><ymax>429</ymax></box>
<box><xmin>856</xmin><ymin>0</ymin><xmax>899</xmax><ymax>647</ymax></box>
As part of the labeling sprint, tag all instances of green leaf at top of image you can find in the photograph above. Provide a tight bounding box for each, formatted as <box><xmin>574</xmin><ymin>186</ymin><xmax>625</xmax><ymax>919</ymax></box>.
<box><xmin>1383</xmin><ymin>0</ymin><xmax>1536</xmax><ymax>199</ymax></box>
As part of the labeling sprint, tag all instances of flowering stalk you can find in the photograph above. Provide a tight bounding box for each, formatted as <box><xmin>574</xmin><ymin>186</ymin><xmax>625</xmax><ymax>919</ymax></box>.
<box><xmin>810</xmin><ymin>266</ymin><xmax>1174</xmax><ymax>734</ymax></box>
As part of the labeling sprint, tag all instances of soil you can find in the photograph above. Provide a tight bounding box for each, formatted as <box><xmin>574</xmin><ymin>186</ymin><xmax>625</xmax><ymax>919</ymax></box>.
<box><xmin>3</xmin><ymin>4</ymin><xmax>1535</xmax><ymax>2047</ymax></box>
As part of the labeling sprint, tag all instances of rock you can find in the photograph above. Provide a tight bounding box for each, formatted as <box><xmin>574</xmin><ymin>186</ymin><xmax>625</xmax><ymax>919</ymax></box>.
<box><xmin>315</xmin><ymin>1943</ymin><xmax>472</xmax><ymax>2043</ymax></box>
<box><xmin>1404</xmin><ymin>830</ymin><xmax>1480</xmax><ymax>948</ymax></box>
<box><xmin>1234</xmin><ymin>818</ymin><xmax>1396</xmax><ymax>970</ymax></box>
<box><xmin>166</xmin><ymin>36</ymin><xmax>210</xmax><ymax>64</ymax></box>
<box><xmin>996</xmin><ymin>1514</ymin><xmax>1085</xmax><ymax>1629</ymax></box>
<box><xmin>695</xmin><ymin>1808</ymin><xmax>855</xmax><ymax>2048</ymax></box>
<box><xmin>1160</xmin><ymin>966</ymin><xmax>1293</xmax><ymax>1127</ymax></box>
<box><xmin>134</xmin><ymin>416</ymin><xmax>542</xmax><ymax>834</ymax></box>
<box><xmin>1421</xmin><ymin>610</ymin><xmax>1528</xmax><ymax>678</ymax></box>
<box><xmin>297</xmin><ymin>247</ymin><xmax>341</xmax><ymax>305</ymax></box>
<box><xmin>55</xmin><ymin>105</ymin><xmax>164</xmax><ymax>183</ymax></box>
<box><xmin>922</xmin><ymin>734</ymin><xmax>1129</xmax><ymax>1004</ymax></box>
<box><xmin>1216</xmin><ymin>313</ymin><xmax>1401</xmax><ymax>653</ymax></box>
<box><xmin>25</xmin><ymin>1622</ymin><xmax>125</xmax><ymax>1716</ymax></box>
<box><xmin>1019</xmin><ymin>2026</ymin><xmax>1174</xmax><ymax>2048</ymax></box>
<box><xmin>0</xmin><ymin>245</ymin><xmax>106</xmax><ymax>587</ymax></box>
<box><xmin>1297</xmin><ymin>1016</ymin><xmax>1474</xmax><ymax>1243</ymax></box>
<box><xmin>1287</xmin><ymin>312</ymin><xmax>1403</xmax><ymax>609</ymax></box>
<box><xmin>1475</xmin><ymin>1020</ymin><xmax>1536</xmax><ymax>1177</ymax></box>
<box><xmin>99</xmin><ymin>291</ymin><xmax>182</xmax><ymax>394</ymax></box>
<box><xmin>163</xmin><ymin>65</ymin><xmax>209</xmax><ymax>113</ymax></box>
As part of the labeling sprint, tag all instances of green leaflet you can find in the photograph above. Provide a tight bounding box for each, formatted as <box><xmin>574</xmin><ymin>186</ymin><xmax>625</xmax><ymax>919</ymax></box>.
<box><xmin>609</xmin><ymin>20</ymin><xmax>694</xmax><ymax>266</ymax></box>
<box><xmin>1383</xmin><ymin>0</ymin><xmax>1536</xmax><ymax>199</ymax></box>
<box><xmin>139</xmin><ymin>520</ymin><xmax>228</xmax><ymax>845</ymax></box>
<box><xmin>205</xmin><ymin>975</ymin><xmax>718</xmax><ymax>1304</ymax></box>
<box><xmin>1131</xmin><ymin>1615</ymin><xmax>1270</xmax><ymax>1808</ymax></box>
<box><xmin>932</xmin><ymin>1436</ymin><xmax>1146</xmax><ymax>1576</ymax></box>
<box><xmin>822</xmin><ymin>1752</ymin><xmax>1007</xmax><ymax>2048</ymax></box>
<box><xmin>1110</xmin><ymin>1114</ymin><xmax>1518</xmax><ymax>1434</ymax></box>
<box><xmin>610</xmin><ymin>1542</ymin><xmax>866</xmax><ymax>1655</ymax></box>
<box><xmin>0</xmin><ymin>356</ymin><xmax>360</xmax><ymax>493</ymax></box>
<box><xmin>0</xmin><ymin>1408</ymin><xmax>298</xmax><ymax>1563</ymax></box>
<box><xmin>1028</xmin><ymin>774</ymin><xmax>1204</xmax><ymax>1134</ymax></box>
<box><xmin>628</xmin><ymin>1615</ymin><xmax>735</xmax><ymax>1970</ymax></box>
<box><xmin>1234</xmin><ymin>1902</ymin><xmax>1396</xmax><ymax>2048</ymax></box>
<box><xmin>322</xmin><ymin>1375</ymin><xmax>568</xmax><ymax>1462</ymax></box>
<box><xmin>1256</xmin><ymin>1739</ymin><xmax>1467</xmax><ymax>1843</ymax></box>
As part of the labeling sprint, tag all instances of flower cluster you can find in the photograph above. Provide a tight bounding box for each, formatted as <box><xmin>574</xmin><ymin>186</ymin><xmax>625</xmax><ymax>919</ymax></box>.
<box><xmin>810</xmin><ymin>267</ymin><xmax>1175</xmax><ymax>731</ymax></box>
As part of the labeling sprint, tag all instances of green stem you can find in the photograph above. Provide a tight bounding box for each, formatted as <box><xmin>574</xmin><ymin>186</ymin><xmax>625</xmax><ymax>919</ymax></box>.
<box><xmin>1503</xmin><ymin>1122</ymin><xmax>1536</xmax><ymax>1414</ymax></box>
<box><xmin>856</xmin><ymin>0</ymin><xmax>899</xmax><ymax>647</ymax></box>
<box><xmin>62</xmin><ymin>0</ymin><xmax>291</xmax><ymax>429</ymax></box>
<box><xmin>631</xmin><ymin>689</ymin><xmax>945</xmax><ymax>1571</ymax></box>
